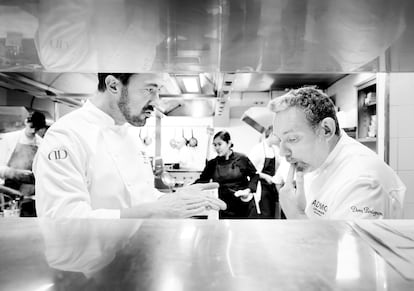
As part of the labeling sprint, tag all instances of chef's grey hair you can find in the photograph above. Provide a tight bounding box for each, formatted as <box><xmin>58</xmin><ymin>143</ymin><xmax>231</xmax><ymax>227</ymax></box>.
<box><xmin>97</xmin><ymin>73</ymin><xmax>135</xmax><ymax>92</ymax></box>
<box><xmin>268</xmin><ymin>87</ymin><xmax>340</xmax><ymax>136</ymax></box>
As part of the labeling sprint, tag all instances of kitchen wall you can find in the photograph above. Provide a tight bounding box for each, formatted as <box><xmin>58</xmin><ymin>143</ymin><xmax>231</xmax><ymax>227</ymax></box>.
<box><xmin>138</xmin><ymin>115</ymin><xmax>261</xmax><ymax>170</ymax></box>
<box><xmin>389</xmin><ymin>73</ymin><xmax>414</xmax><ymax>218</ymax></box>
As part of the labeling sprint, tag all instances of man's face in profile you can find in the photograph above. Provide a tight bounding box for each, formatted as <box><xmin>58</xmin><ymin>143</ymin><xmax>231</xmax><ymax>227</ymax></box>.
<box><xmin>274</xmin><ymin>107</ymin><xmax>330</xmax><ymax>173</ymax></box>
<box><xmin>117</xmin><ymin>74</ymin><xmax>165</xmax><ymax>127</ymax></box>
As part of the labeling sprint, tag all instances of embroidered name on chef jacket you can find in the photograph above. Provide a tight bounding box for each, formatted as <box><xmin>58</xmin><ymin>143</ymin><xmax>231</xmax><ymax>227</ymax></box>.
<box><xmin>311</xmin><ymin>199</ymin><xmax>329</xmax><ymax>216</ymax></box>
<box><xmin>350</xmin><ymin>206</ymin><xmax>383</xmax><ymax>217</ymax></box>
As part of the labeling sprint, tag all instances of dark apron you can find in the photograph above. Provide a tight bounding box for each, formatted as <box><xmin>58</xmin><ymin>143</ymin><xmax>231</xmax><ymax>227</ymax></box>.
<box><xmin>248</xmin><ymin>156</ymin><xmax>278</xmax><ymax>218</ymax></box>
<box><xmin>214</xmin><ymin>161</ymin><xmax>250</xmax><ymax>219</ymax></box>
<box><xmin>4</xmin><ymin>142</ymin><xmax>38</xmax><ymax>216</ymax></box>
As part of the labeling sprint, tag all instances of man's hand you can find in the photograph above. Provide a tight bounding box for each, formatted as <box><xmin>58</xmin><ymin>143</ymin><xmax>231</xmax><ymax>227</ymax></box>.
<box><xmin>278</xmin><ymin>165</ymin><xmax>307</xmax><ymax>219</ymax></box>
<box><xmin>121</xmin><ymin>182</ymin><xmax>227</xmax><ymax>219</ymax></box>
<box><xmin>3</xmin><ymin>168</ymin><xmax>34</xmax><ymax>183</ymax></box>
<box><xmin>0</xmin><ymin>185</ymin><xmax>23</xmax><ymax>198</ymax></box>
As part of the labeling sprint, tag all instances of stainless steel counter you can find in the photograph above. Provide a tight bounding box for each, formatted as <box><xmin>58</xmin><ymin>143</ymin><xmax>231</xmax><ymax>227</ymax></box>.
<box><xmin>0</xmin><ymin>219</ymin><xmax>413</xmax><ymax>291</ymax></box>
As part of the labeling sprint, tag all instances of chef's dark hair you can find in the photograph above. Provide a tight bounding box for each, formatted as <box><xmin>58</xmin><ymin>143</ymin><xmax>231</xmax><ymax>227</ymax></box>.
<box><xmin>97</xmin><ymin>73</ymin><xmax>134</xmax><ymax>92</ymax></box>
<box><xmin>27</xmin><ymin>111</ymin><xmax>46</xmax><ymax>131</ymax></box>
<box><xmin>214</xmin><ymin>131</ymin><xmax>233</xmax><ymax>148</ymax></box>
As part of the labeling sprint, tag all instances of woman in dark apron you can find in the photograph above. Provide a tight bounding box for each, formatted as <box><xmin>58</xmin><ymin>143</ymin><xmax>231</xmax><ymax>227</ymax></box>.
<box><xmin>195</xmin><ymin>131</ymin><xmax>258</xmax><ymax>219</ymax></box>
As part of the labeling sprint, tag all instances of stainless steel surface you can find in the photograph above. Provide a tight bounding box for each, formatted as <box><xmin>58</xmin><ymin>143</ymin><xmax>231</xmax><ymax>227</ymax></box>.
<box><xmin>1</xmin><ymin>218</ymin><xmax>414</xmax><ymax>290</ymax></box>
<box><xmin>0</xmin><ymin>0</ymin><xmax>414</xmax><ymax>72</ymax></box>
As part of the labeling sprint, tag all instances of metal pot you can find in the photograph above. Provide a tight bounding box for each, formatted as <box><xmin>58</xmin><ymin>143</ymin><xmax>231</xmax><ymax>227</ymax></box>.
<box><xmin>169</xmin><ymin>128</ymin><xmax>178</xmax><ymax>149</ymax></box>
<box><xmin>188</xmin><ymin>128</ymin><xmax>198</xmax><ymax>147</ymax></box>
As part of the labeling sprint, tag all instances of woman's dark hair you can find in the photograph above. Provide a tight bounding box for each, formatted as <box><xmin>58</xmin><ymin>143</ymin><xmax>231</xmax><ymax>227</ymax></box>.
<box><xmin>97</xmin><ymin>73</ymin><xmax>134</xmax><ymax>92</ymax></box>
<box><xmin>213</xmin><ymin>130</ymin><xmax>233</xmax><ymax>148</ymax></box>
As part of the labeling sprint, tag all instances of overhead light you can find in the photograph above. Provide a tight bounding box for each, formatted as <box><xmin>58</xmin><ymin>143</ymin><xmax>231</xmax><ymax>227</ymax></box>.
<box><xmin>181</xmin><ymin>76</ymin><xmax>200</xmax><ymax>93</ymax></box>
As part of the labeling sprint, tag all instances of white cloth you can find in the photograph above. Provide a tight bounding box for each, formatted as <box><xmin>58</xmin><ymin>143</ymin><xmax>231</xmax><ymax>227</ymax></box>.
<box><xmin>0</xmin><ymin>129</ymin><xmax>42</xmax><ymax>184</ymax></box>
<box><xmin>33</xmin><ymin>100</ymin><xmax>163</xmax><ymax>219</ymax></box>
<box><xmin>303</xmin><ymin>132</ymin><xmax>406</xmax><ymax>219</ymax></box>
<box><xmin>248</xmin><ymin>141</ymin><xmax>280</xmax><ymax>176</ymax></box>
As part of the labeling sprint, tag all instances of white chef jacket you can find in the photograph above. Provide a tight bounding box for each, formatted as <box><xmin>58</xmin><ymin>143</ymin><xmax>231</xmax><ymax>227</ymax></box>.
<box><xmin>248</xmin><ymin>141</ymin><xmax>281</xmax><ymax>174</ymax></box>
<box><xmin>303</xmin><ymin>131</ymin><xmax>406</xmax><ymax>219</ymax></box>
<box><xmin>33</xmin><ymin>100</ymin><xmax>163</xmax><ymax>219</ymax></box>
<box><xmin>0</xmin><ymin>129</ymin><xmax>42</xmax><ymax>184</ymax></box>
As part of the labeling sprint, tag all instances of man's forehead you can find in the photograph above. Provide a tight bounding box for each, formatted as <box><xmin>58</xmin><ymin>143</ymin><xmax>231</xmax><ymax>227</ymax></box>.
<box><xmin>274</xmin><ymin>107</ymin><xmax>308</xmax><ymax>135</ymax></box>
<box><xmin>130</xmin><ymin>73</ymin><xmax>168</xmax><ymax>87</ymax></box>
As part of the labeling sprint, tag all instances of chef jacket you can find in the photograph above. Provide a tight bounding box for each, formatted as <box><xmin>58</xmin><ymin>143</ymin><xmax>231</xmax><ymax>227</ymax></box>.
<box><xmin>0</xmin><ymin>129</ymin><xmax>42</xmax><ymax>185</ymax></box>
<box><xmin>33</xmin><ymin>100</ymin><xmax>163</xmax><ymax>219</ymax></box>
<box><xmin>275</xmin><ymin>131</ymin><xmax>406</xmax><ymax>219</ymax></box>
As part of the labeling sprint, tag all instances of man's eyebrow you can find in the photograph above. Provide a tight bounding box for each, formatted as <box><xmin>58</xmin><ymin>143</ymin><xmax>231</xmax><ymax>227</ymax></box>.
<box><xmin>281</xmin><ymin>129</ymin><xmax>294</xmax><ymax>135</ymax></box>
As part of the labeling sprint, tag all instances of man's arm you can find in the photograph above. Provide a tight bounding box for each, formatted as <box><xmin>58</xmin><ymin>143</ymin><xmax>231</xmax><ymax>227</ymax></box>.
<box><xmin>33</xmin><ymin>128</ymin><xmax>120</xmax><ymax>219</ymax></box>
<box><xmin>329</xmin><ymin>177</ymin><xmax>400</xmax><ymax>219</ymax></box>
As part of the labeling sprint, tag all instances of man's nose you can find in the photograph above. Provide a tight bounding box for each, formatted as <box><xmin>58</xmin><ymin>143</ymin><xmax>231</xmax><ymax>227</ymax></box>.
<box><xmin>279</xmin><ymin>141</ymin><xmax>291</xmax><ymax>157</ymax></box>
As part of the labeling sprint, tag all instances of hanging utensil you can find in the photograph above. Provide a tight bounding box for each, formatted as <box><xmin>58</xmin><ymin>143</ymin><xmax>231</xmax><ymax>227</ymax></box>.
<box><xmin>175</xmin><ymin>128</ymin><xmax>187</xmax><ymax>150</ymax></box>
<box><xmin>188</xmin><ymin>128</ymin><xmax>198</xmax><ymax>147</ymax></box>
<box><xmin>169</xmin><ymin>128</ymin><xmax>178</xmax><ymax>149</ymax></box>
<box><xmin>140</xmin><ymin>128</ymin><xmax>153</xmax><ymax>146</ymax></box>
<box><xmin>143</xmin><ymin>128</ymin><xmax>153</xmax><ymax>146</ymax></box>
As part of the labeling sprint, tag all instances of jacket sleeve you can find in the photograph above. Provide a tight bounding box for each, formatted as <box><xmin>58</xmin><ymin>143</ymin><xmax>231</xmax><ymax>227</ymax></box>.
<box><xmin>33</xmin><ymin>127</ymin><xmax>120</xmax><ymax>219</ymax></box>
<box><xmin>327</xmin><ymin>177</ymin><xmax>388</xmax><ymax>219</ymax></box>
<box><xmin>239</xmin><ymin>155</ymin><xmax>259</xmax><ymax>192</ymax></box>
<box><xmin>194</xmin><ymin>159</ymin><xmax>216</xmax><ymax>183</ymax></box>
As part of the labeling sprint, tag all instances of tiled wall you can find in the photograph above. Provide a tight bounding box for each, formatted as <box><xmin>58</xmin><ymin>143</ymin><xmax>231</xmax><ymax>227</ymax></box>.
<box><xmin>389</xmin><ymin>73</ymin><xmax>414</xmax><ymax>218</ymax></box>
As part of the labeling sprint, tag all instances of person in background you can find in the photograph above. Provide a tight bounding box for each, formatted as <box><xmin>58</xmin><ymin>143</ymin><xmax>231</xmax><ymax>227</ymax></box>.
<box><xmin>270</xmin><ymin>86</ymin><xmax>406</xmax><ymax>219</ymax></box>
<box><xmin>194</xmin><ymin>131</ymin><xmax>258</xmax><ymax>219</ymax></box>
<box><xmin>247</xmin><ymin>125</ymin><xmax>283</xmax><ymax>218</ymax></box>
<box><xmin>33</xmin><ymin>73</ymin><xmax>226</xmax><ymax>219</ymax></box>
<box><xmin>0</xmin><ymin>111</ymin><xmax>46</xmax><ymax>216</ymax></box>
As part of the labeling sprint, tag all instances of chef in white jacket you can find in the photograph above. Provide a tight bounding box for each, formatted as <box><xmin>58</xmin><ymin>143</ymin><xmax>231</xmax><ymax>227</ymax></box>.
<box><xmin>270</xmin><ymin>87</ymin><xmax>406</xmax><ymax>219</ymax></box>
<box><xmin>33</xmin><ymin>73</ymin><xmax>226</xmax><ymax>219</ymax></box>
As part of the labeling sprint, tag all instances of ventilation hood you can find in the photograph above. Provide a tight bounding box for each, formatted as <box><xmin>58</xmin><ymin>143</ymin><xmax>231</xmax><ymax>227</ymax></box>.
<box><xmin>0</xmin><ymin>0</ymin><xmax>413</xmax><ymax>73</ymax></box>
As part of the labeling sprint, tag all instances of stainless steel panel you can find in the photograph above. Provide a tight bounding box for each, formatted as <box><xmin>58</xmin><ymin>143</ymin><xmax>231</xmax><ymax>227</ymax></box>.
<box><xmin>0</xmin><ymin>0</ymin><xmax>413</xmax><ymax>73</ymax></box>
<box><xmin>1</xmin><ymin>219</ymin><xmax>414</xmax><ymax>290</ymax></box>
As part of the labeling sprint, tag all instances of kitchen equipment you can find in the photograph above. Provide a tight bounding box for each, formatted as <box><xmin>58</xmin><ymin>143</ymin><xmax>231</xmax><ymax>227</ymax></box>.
<box><xmin>139</xmin><ymin>128</ymin><xmax>153</xmax><ymax>146</ymax></box>
<box><xmin>169</xmin><ymin>128</ymin><xmax>178</xmax><ymax>149</ymax></box>
<box><xmin>160</xmin><ymin>171</ymin><xmax>176</xmax><ymax>193</ymax></box>
<box><xmin>205</xmin><ymin>126</ymin><xmax>214</xmax><ymax>163</ymax></box>
<box><xmin>175</xmin><ymin>129</ymin><xmax>187</xmax><ymax>150</ymax></box>
<box><xmin>188</xmin><ymin>129</ymin><xmax>198</xmax><ymax>147</ymax></box>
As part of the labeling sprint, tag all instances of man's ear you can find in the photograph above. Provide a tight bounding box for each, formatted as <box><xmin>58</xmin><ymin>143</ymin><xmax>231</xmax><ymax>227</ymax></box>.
<box><xmin>105</xmin><ymin>75</ymin><xmax>120</xmax><ymax>94</ymax></box>
<box><xmin>319</xmin><ymin>117</ymin><xmax>336</xmax><ymax>140</ymax></box>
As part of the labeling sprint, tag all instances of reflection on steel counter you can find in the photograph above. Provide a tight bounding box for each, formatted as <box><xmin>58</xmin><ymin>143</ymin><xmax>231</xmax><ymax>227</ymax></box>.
<box><xmin>2</xmin><ymin>219</ymin><xmax>414</xmax><ymax>290</ymax></box>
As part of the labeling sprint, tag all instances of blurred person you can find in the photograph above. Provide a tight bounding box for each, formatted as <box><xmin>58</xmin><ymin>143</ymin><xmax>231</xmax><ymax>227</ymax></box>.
<box><xmin>248</xmin><ymin>125</ymin><xmax>283</xmax><ymax>218</ymax></box>
<box><xmin>270</xmin><ymin>87</ymin><xmax>406</xmax><ymax>219</ymax></box>
<box><xmin>0</xmin><ymin>111</ymin><xmax>46</xmax><ymax>216</ymax></box>
<box><xmin>33</xmin><ymin>73</ymin><xmax>226</xmax><ymax>219</ymax></box>
<box><xmin>194</xmin><ymin>131</ymin><xmax>258</xmax><ymax>219</ymax></box>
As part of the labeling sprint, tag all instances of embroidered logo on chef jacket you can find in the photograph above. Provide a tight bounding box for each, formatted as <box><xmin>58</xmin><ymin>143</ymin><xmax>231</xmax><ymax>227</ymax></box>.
<box><xmin>47</xmin><ymin>148</ymin><xmax>68</xmax><ymax>161</ymax></box>
<box><xmin>311</xmin><ymin>199</ymin><xmax>329</xmax><ymax>216</ymax></box>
